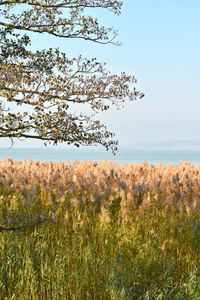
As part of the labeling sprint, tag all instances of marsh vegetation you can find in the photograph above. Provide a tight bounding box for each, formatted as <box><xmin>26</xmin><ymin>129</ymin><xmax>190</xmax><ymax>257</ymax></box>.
<box><xmin>0</xmin><ymin>159</ymin><xmax>200</xmax><ymax>299</ymax></box>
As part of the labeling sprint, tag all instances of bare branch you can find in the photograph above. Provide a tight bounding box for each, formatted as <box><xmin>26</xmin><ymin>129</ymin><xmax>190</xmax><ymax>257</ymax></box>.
<box><xmin>0</xmin><ymin>218</ymin><xmax>55</xmax><ymax>232</ymax></box>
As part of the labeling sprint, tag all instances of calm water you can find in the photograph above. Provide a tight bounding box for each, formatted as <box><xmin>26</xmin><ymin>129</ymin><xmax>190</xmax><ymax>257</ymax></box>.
<box><xmin>0</xmin><ymin>148</ymin><xmax>200</xmax><ymax>164</ymax></box>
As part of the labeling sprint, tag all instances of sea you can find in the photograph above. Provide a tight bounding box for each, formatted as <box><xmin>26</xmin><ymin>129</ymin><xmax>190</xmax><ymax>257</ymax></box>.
<box><xmin>0</xmin><ymin>147</ymin><xmax>200</xmax><ymax>165</ymax></box>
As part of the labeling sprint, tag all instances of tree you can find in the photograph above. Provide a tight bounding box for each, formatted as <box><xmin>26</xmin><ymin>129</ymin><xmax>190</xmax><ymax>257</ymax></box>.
<box><xmin>0</xmin><ymin>0</ymin><xmax>143</xmax><ymax>153</ymax></box>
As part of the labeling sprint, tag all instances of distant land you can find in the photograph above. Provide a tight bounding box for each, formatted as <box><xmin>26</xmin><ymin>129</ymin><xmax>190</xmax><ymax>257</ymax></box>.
<box><xmin>1</xmin><ymin>139</ymin><xmax>200</xmax><ymax>151</ymax></box>
<box><xmin>120</xmin><ymin>140</ymin><xmax>200</xmax><ymax>151</ymax></box>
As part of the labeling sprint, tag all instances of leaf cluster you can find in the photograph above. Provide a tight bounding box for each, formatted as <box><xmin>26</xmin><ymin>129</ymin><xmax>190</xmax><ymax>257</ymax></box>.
<box><xmin>0</xmin><ymin>0</ymin><xmax>143</xmax><ymax>152</ymax></box>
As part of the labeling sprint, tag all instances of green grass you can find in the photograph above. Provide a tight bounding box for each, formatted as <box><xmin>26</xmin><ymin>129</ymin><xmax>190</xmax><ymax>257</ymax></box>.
<box><xmin>0</xmin><ymin>187</ymin><xmax>200</xmax><ymax>300</ymax></box>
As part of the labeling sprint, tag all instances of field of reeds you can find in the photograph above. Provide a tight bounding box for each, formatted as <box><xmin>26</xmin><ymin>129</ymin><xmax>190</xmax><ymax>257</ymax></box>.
<box><xmin>0</xmin><ymin>159</ymin><xmax>200</xmax><ymax>299</ymax></box>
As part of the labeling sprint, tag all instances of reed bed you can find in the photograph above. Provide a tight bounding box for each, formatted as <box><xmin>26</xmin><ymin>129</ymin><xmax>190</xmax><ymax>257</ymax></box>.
<box><xmin>0</xmin><ymin>159</ymin><xmax>200</xmax><ymax>217</ymax></box>
<box><xmin>0</xmin><ymin>159</ymin><xmax>200</xmax><ymax>299</ymax></box>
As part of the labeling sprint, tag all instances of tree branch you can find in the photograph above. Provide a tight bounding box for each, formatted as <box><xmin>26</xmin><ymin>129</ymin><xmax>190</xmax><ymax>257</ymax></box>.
<box><xmin>0</xmin><ymin>218</ymin><xmax>55</xmax><ymax>232</ymax></box>
<box><xmin>0</xmin><ymin>0</ymin><xmax>122</xmax><ymax>13</ymax></box>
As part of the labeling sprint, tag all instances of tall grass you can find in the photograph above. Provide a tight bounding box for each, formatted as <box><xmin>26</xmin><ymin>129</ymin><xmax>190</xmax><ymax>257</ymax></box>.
<box><xmin>0</xmin><ymin>159</ymin><xmax>200</xmax><ymax>299</ymax></box>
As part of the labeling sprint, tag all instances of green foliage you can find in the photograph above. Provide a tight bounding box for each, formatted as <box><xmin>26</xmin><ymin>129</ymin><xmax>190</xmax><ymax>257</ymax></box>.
<box><xmin>0</xmin><ymin>186</ymin><xmax>200</xmax><ymax>299</ymax></box>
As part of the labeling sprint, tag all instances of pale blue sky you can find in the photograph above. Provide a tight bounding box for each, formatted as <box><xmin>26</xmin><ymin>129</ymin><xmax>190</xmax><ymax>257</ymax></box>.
<box><xmin>3</xmin><ymin>0</ymin><xmax>200</xmax><ymax>148</ymax></box>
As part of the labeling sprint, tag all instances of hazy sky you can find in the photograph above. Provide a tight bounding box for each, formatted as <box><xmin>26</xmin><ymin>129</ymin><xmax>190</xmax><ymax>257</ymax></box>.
<box><xmin>2</xmin><ymin>0</ymin><xmax>200</xmax><ymax>148</ymax></box>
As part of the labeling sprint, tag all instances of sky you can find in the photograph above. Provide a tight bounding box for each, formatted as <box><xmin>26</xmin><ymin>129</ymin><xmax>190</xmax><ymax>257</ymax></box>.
<box><xmin>2</xmin><ymin>0</ymin><xmax>200</xmax><ymax>148</ymax></box>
